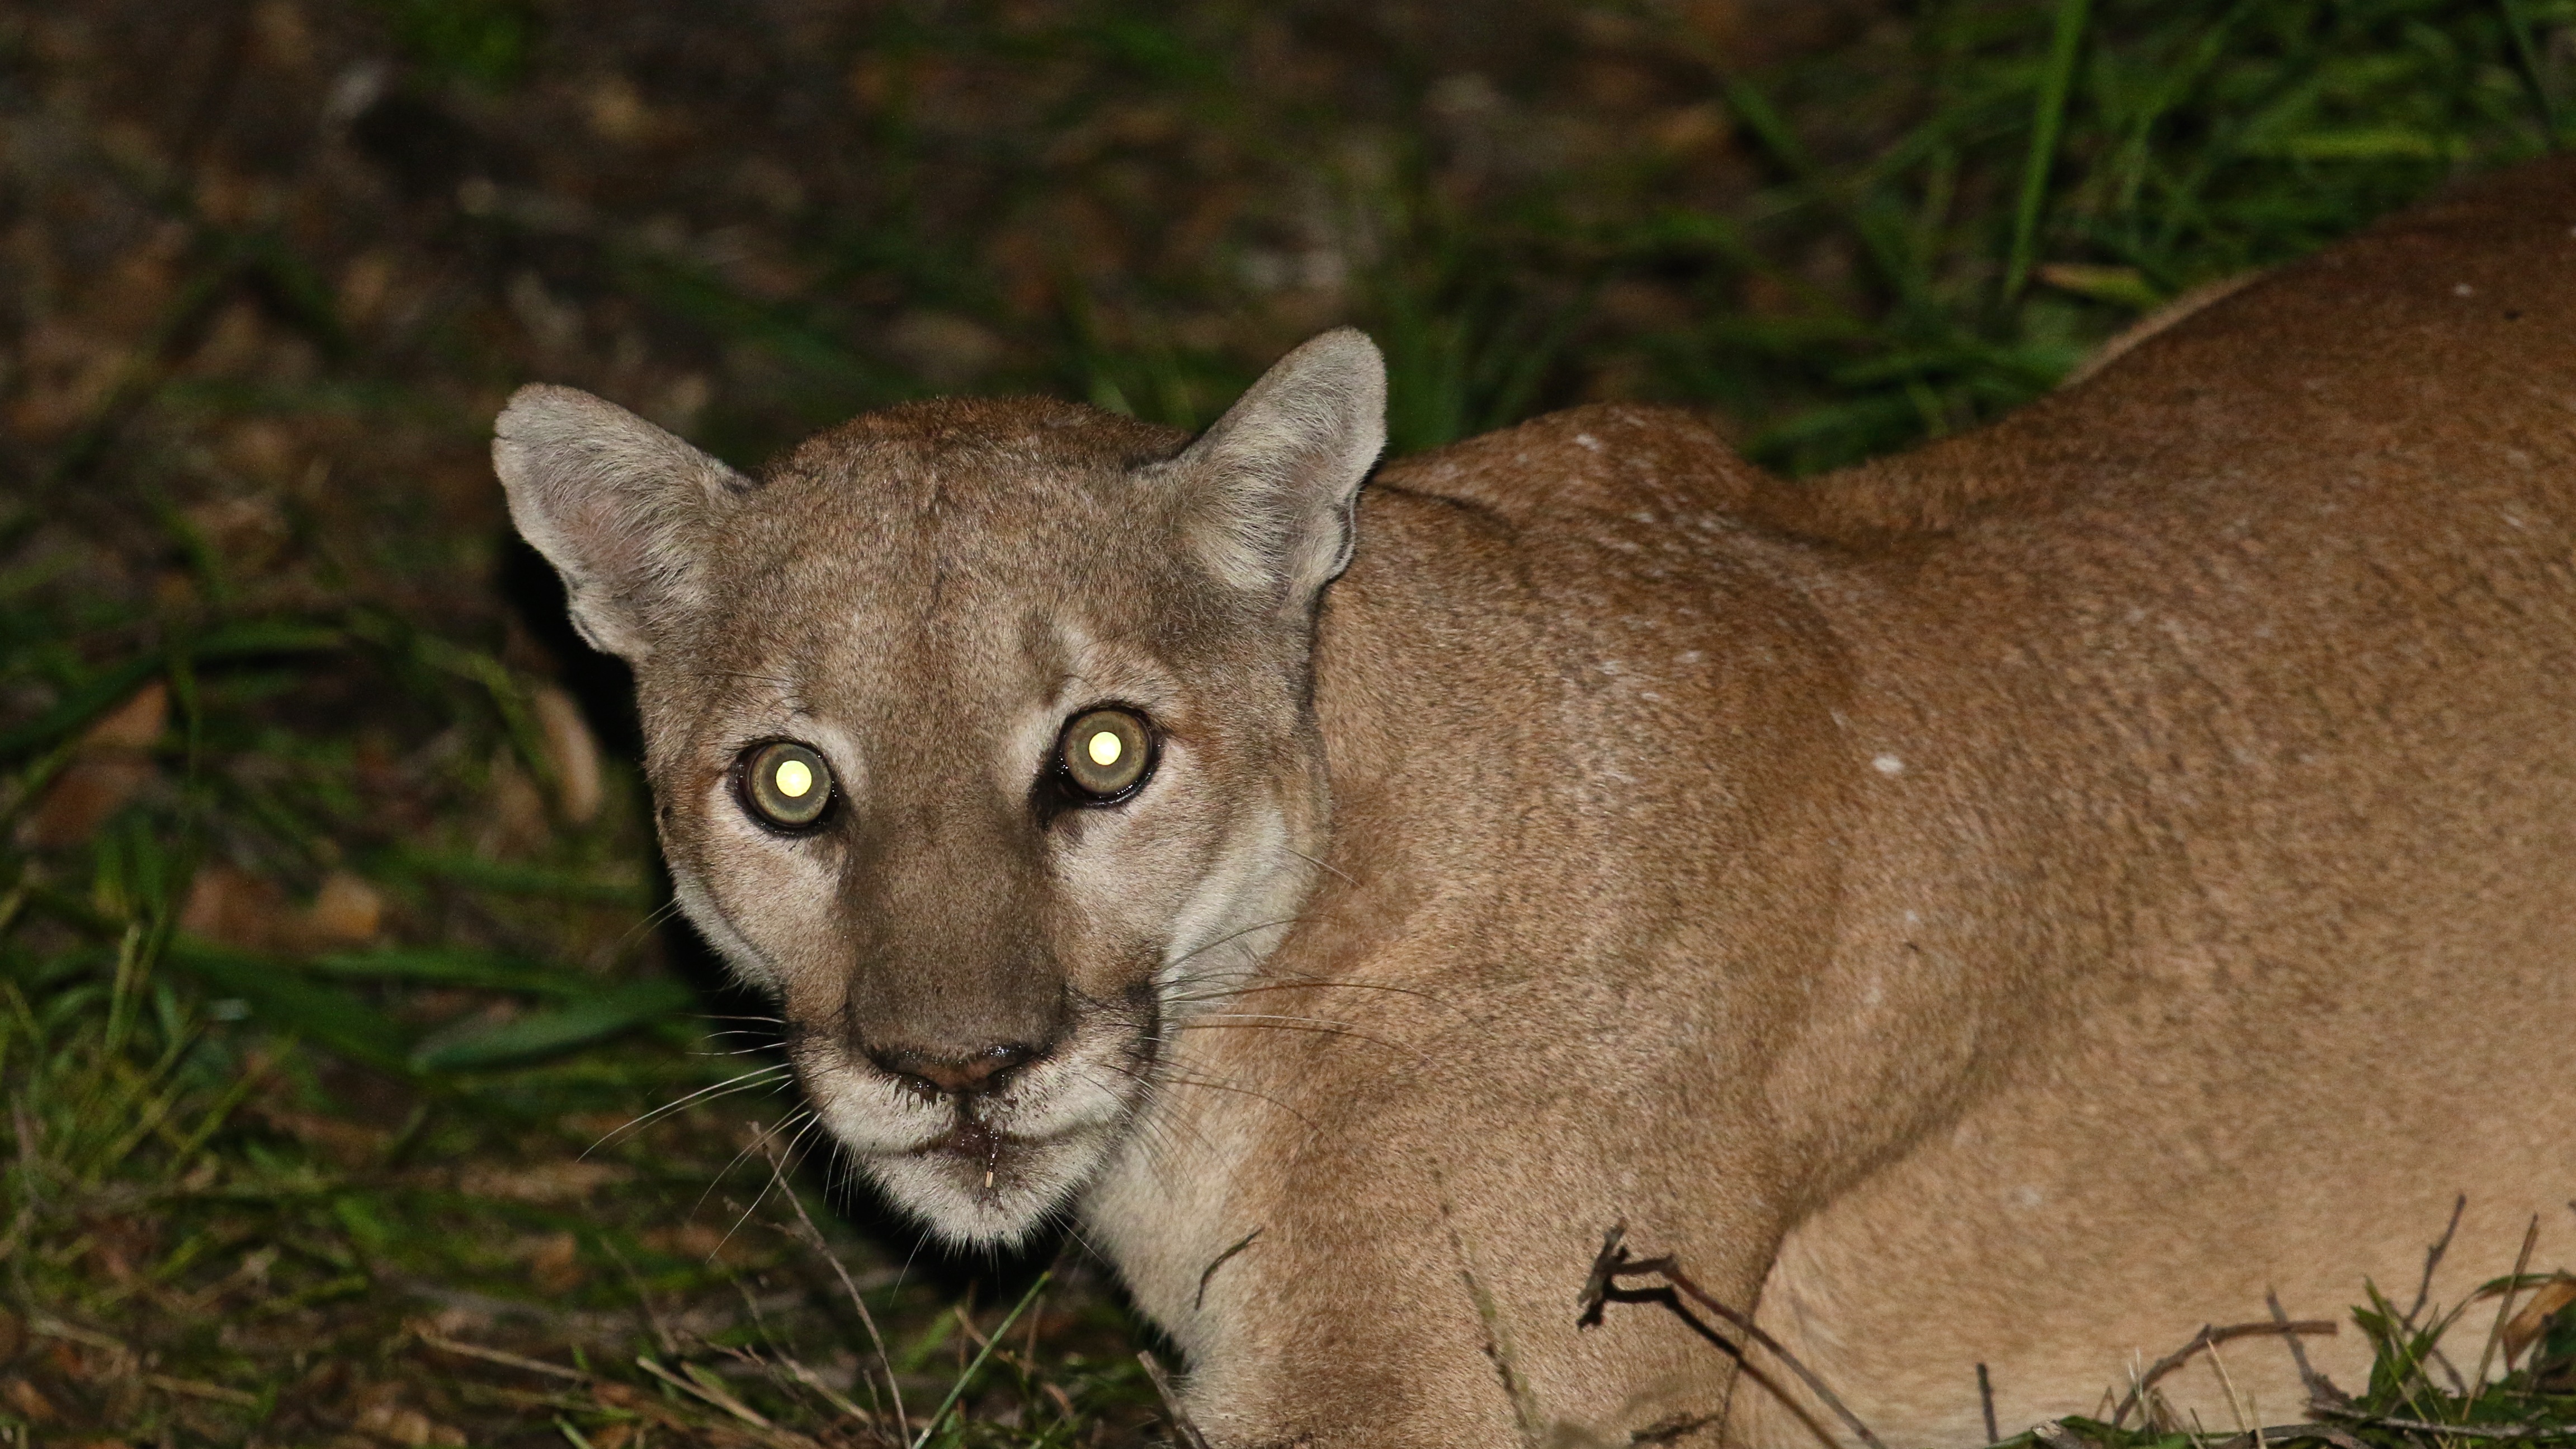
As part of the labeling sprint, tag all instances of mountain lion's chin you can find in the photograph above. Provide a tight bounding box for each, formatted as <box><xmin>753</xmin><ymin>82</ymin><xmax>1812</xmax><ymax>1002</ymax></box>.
<box><xmin>865</xmin><ymin>1127</ymin><xmax>1115</xmax><ymax>1246</ymax></box>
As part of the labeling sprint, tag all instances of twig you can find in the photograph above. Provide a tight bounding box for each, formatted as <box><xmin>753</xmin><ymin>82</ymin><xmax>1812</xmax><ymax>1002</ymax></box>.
<box><xmin>2212</xmin><ymin>1424</ymin><xmax>2370</xmax><ymax>1449</ymax></box>
<box><xmin>773</xmin><ymin>1352</ymin><xmax>875</xmax><ymax>1424</ymax></box>
<box><xmin>417</xmin><ymin>1329</ymin><xmax>590</xmax><ymax>1382</ymax></box>
<box><xmin>2109</xmin><ymin>1319</ymin><xmax>2338</xmax><ymax>1429</ymax></box>
<box><xmin>1578</xmin><ymin>1223</ymin><xmax>1889</xmax><ymax>1449</ymax></box>
<box><xmin>1139</xmin><ymin>1351</ymin><xmax>1214</xmax><ymax>1449</ymax></box>
<box><xmin>143</xmin><ymin>1373</ymin><xmax>260</xmax><ymax>1407</ymax></box>
<box><xmin>2314</xmin><ymin>1408</ymin><xmax>2576</xmax><ymax>1441</ymax></box>
<box><xmin>2410</xmin><ymin>1195</ymin><xmax>2468</xmax><ymax>1329</ymax></box>
<box><xmin>2270</xmin><ymin>1289</ymin><xmax>2346</xmax><ymax>1410</ymax></box>
<box><xmin>1443</xmin><ymin>1186</ymin><xmax>1541</xmax><ymax>1446</ymax></box>
<box><xmin>27</xmin><ymin>1314</ymin><xmax>128</xmax><ymax>1353</ymax></box>
<box><xmin>769</xmin><ymin>1142</ymin><xmax>906</xmax><ymax>1436</ymax></box>
<box><xmin>2474</xmin><ymin>1215</ymin><xmax>2542</xmax><ymax>1394</ymax></box>
<box><xmin>1978</xmin><ymin>1362</ymin><xmax>1999</xmax><ymax>1445</ymax></box>
<box><xmin>1196</xmin><ymin>1226</ymin><xmax>1262</xmax><ymax>1311</ymax></box>
<box><xmin>0</xmin><ymin>1201</ymin><xmax>36</xmax><ymax>1263</ymax></box>
<box><xmin>636</xmin><ymin>1355</ymin><xmax>787</xmax><ymax>1434</ymax></box>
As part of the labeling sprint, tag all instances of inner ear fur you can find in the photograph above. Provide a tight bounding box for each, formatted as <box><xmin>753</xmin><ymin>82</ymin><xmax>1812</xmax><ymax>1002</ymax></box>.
<box><xmin>492</xmin><ymin>384</ymin><xmax>751</xmax><ymax>662</ymax></box>
<box><xmin>1162</xmin><ymin>328</ymin><xmax>1387</xmax><ymax>610</ymax></box>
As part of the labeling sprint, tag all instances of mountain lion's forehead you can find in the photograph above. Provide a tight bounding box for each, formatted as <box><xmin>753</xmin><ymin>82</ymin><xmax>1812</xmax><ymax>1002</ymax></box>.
<box><xmin>713</xmin><ymin>399</ymin><xmax>1195</xmax><ymax>587</ymax></box>
<box><xmin>762</xmin><ymin>396</ymin><xmax>1188</xmax><ymax>508</ymax></box>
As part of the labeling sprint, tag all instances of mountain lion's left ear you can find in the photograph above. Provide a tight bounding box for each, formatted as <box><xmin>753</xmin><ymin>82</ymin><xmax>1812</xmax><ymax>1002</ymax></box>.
<box><xmin>1164</xmin><ymin>328</ymin><xmax>1387</xmax><ymax>611</ymax></box>
<box><xmin>492</xmin><ymin>385</ymin><xmax>752</xmax><ymax>664</ymax></box>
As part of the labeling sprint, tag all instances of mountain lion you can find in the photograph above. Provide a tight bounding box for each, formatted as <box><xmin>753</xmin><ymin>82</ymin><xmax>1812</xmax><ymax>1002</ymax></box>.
<box><xmin>494</xmin><ymin>159</ymin><xmax>2576</xmax><ymax>1446</ymax></box>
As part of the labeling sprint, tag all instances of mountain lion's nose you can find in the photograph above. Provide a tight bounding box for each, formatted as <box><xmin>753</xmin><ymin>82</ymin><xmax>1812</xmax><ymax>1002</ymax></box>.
<box><xmin>865</xmin><ymin>1041</ymin><xmax>1039</xmax><ymax>1098</ymax></box>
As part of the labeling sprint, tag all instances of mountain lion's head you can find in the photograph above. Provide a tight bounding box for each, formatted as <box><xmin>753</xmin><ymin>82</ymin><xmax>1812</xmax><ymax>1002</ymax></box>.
<box><xmin>495</xmin><ymin>332</ymin><xmax>1386</xmax><ymax>1243</ymax></box>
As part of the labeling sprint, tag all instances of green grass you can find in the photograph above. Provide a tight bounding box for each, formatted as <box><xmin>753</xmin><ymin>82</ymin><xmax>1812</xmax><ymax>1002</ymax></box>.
<box><xmin>3</xmin><ymin>0</ymin><xmax>2573</xmax><ymax>1441</ymax></box>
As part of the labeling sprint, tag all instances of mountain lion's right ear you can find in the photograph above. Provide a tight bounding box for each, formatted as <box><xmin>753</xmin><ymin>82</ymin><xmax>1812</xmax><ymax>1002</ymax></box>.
<box><xmin>1165</xmin><ymin>328</ymin><xmax>1386</xmax><ymax>612</ymax></box>
<box><xmin>492</xmin><ymin>385</ymin><xmax>751</xmax><ymax>663</ymax></box>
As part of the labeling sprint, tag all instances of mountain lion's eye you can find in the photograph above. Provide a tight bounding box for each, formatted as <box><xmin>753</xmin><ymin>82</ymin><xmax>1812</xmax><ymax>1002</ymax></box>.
<box><xmin>742</xmin><ymin>741</ymin><xmax>834</xmax><ymax>829</ymax></box>
<box><xmin>1058</xmin><ymin>707</ymin><xmax>1153</xmax><ymax>801</ymax></box>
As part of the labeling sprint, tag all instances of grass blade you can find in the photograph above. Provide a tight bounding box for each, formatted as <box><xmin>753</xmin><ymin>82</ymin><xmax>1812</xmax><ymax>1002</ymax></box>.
<box><xmin>2004</xmin><ymin>0</ymin><xmax>2094</xmax><ymax>300</ymax></box>
<box><xmin>407</xmin><ymin>979</ymin><xmax>692</xmax><ymax>1073</ymax></box>
<box><xmin>910</xmin><ymin>1271</ymin><xmax>1051</xmax><ymax>1449</ymax></box>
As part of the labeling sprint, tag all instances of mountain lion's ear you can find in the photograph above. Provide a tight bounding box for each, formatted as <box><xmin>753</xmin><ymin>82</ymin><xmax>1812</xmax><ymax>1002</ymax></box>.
<box><xmin>492</xmin><ymin>385</ymin><xmax>751</xmax><ymax>663</ymax></box>
<box><xmin>1167</xmin><ymin>328</ymin><xmax>1386</xmax><ymax>610</ymax></box>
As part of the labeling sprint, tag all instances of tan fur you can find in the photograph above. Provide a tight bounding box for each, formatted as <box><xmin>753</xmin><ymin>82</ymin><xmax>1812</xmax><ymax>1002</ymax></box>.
<box><xmin>498</xmin><ymin>161</ymin><xmax>2576</xmax><ymax>1447</ymax></box>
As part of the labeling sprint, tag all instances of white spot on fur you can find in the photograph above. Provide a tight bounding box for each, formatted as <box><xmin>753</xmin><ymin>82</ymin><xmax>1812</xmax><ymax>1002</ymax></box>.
<box><xmin>1873</xmin><ymin>753</ymin><xmax>1905</xmax><ymax>776</ymax></box>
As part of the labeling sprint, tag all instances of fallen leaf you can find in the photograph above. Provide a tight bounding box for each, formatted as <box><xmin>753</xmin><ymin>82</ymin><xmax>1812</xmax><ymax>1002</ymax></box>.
<box><xmin>21</xmin><ymin>681</ymin><xmax>168</xmax><ymax>846</ymax></box>
<box><xmin>217</xmin><ymin>419</ymin><xmax>300</xmax><ymax>483</ymax></box>
<box><xmin>525</xmin><ymin>1231</ymin><xmax>583</xmax><ymax>1294</ymax></box>
<box><xmin>180</xmin><ymin>862</ymin><xmax>290</xmax><ymax>951</ymax></box>
<box><xmin>455</xmin><ymin>1159</ymin><xmax>629</xmax><ymax>1204</ymax></box>
<box><xmin>584</xmin><ymin>74</ymin><xmax>657</xmax><ymax>144</ymax></box>
<box><xmin>480</xmin><ymin>756</ymin><xmax>550</xmax><ymax>855</ymax></box>
<box><xmin>356</xmin><ymin>1400</ymin><xmax>465</xmax><ymax>1447</ymax></box>
<box><xmin>7</xmin><ymin>318</ymin><xmax>131</xmax><ymax>440</ymax></box>
<box><xmin>248</xmin><ymin>1104</ymin><xmax>390</xmax><ymax>1167</ymax></box>
<box><xmin>300</xmin><ymin>869</ymin><xmax>384</xmax><ymax>947</ymax></box>
<box><xmin>2504</xmin><ymin>1273</ymin><xmax>2576</xmax><ymax>1363</ymax></box>
<box><xmin>187</xmin><ymin>864</ymin><xmax>385</xmax><ymax>952</ymax></box>
<box><xmin>642</xmin><ymin>1219</ymin><xmax>765</xmax><ymax>1268</ymax></box>
<box><xmin>3</xmin><ymin>1375</ymin><xmax>56</xmax><ymax>1421</ymax></box>
<box><xmin>84</xmin><ymin>681</ymin><xmax>170</xmax><ymax>749</ymax></box>
<box><xmin>532</xmin><ymin>684</ymin><xmax>603</xmax><ymax>824</ymax></box>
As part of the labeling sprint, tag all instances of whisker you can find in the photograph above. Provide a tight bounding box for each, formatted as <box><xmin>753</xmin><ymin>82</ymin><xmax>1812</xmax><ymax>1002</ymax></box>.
<box><xmin>1073</xmin><ymin>1061</ymin><xmax>1214</xmax><ymax>1159</ymax></box>
<box><xmin>1160</xmin><ymin>976</ymin><xmax>1472</xmax><ymax>1031</ymax></box>
<box><xmin>1278</xmin><ymin>843</ymin><xmax>1356</xmax><ymax>886</ymax></box>
<box><xmin>1153</xmin><ymin>1068</ymin><xmax>1318</xmax><ymax>1133</ymax></box>
<box><xmin>696</xmin><ymin>1107</ymin><xmax>814</xmax><ymax>1220</ymax></box>
<box><xmin>582</xmin><ymin>1064</ymin><xmax>795</xmax><ymax>1158</ymax></box>
<box><xmin>722</xmin><ymin>1111</ymin><xmax>828</xmax><ymax>1256</ymax></box>
<box><xmin>1175</xmin><ymin>1015</ymin><xmax>1431</xmax><ymax>1064</ymax></box>
<box><xmin>605</xmin><ymin>897</ymin><xmax>691</xmax><ymax>962</ymax></box>
<box><xmin>1159</xmin><ymin>916</ymin><xmax>1311</xmax><ymax>980</ymax></box>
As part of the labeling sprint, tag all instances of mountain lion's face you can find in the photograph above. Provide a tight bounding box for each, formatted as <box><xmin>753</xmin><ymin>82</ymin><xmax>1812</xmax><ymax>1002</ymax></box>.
<box><xmin>495</xmin><ymin>335</ymin><xmax>1385</xmax><ymax>1242</ymax></box>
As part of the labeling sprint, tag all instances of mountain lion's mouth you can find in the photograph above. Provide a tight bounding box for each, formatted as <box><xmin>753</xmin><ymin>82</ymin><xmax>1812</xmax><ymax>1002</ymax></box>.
<box><xmin>918</xmin><ymin>1117</ymin><xmax>1045</xmax><ymax>1201</ymax></box>
<box><xmin>793</xmin><ymin>1021</ymin><xmax>1154</xmax><ymax>1244</ymax></box>
<box><xmin>921</xmin><ymin>1112</ymin><xmax>1020</xmax><ymax>1165</ymax></box>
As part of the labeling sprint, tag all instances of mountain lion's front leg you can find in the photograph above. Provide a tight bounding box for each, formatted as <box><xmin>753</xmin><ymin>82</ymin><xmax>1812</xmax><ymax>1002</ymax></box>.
<box><xmin>1107</xmin><ymin>1078</ymin><xmax>1789</xmax><ymax>1448</ymax></box>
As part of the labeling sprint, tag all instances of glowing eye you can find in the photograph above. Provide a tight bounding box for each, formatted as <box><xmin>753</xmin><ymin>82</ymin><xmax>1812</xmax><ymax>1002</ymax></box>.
<box><xmin>743</xmin><ymin>741</ymin><xmax>833</xmax><ymax>829</ymax></box>
<box><xmin>1059</xmin><ymin>707</ymin><xmax>1152</xmax><ymax>800</ymax></box>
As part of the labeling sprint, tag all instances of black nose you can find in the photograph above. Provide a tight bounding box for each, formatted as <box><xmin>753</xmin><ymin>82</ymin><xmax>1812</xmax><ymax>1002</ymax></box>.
<box><xmin>865</xmin><ymin>1042</ymin><xmax>1040</xmax><ymax>1098</ymax></box>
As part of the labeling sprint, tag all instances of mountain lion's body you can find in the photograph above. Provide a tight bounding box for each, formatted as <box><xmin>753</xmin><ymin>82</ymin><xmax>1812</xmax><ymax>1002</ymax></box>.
<box><xmin>498</xmin><ymin>161</ymin><xmax>2576</xmax><ymax>1447</ymax></box>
